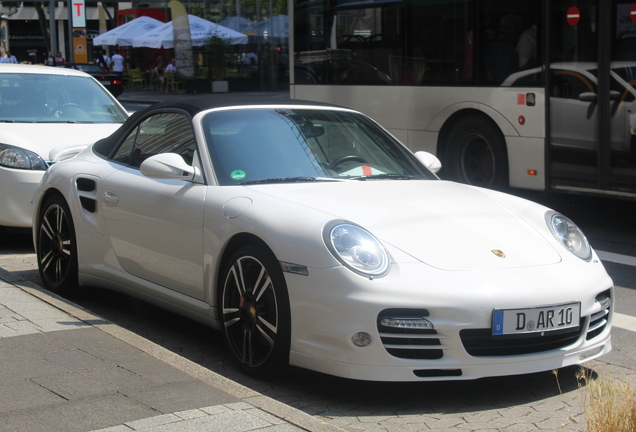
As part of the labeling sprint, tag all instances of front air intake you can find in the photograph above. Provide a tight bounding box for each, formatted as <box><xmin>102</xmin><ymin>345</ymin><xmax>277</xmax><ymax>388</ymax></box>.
<box><xmin>587</xmin><ymin>289</ymin><xmax>612</xmax><ymax>340</ymax></box>
<box><xmin>377</xmin><ymin>309</ymin><xmax>444</xmax><ymax>360</ymax></box>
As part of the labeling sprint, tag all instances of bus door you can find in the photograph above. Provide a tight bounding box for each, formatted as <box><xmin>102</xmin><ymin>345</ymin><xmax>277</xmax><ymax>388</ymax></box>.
<box><xmin>548</xmin><ymin>0</ymin><xmax>636</xmax><ymax>195</ymax></box>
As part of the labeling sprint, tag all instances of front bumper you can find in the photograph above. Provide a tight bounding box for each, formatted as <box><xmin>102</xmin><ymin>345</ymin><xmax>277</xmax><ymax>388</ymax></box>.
<box><xmin>0</xmin><ymin>167</ymin><xmax>45</xmax><ymax>227</ymax></box>
<box><xmin>285</xmin><ymin>260</ymin><xmax>613</xmax><ymax>381</ymax></box>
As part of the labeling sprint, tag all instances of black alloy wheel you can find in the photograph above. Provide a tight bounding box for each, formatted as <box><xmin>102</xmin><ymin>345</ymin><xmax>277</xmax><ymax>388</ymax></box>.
<box><xmin>36</xmin><ymin>195</ymin><xmax>78</xmax><ymax>293</ymax></box>
<box><xmin>219</xmin><ymin>245</ymin><xmax>291</xmax><ymax>376</ymax></box>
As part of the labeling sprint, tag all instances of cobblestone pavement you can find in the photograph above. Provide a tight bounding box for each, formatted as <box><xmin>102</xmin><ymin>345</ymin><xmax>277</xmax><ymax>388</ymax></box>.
<box><xmin>1</xmin><ymin>237</ymin><xmax>635</xmax><ymax>432</ymax></box>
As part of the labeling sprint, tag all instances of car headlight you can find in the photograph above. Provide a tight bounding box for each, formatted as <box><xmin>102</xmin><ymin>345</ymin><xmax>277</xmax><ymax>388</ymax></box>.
<box><xmin>545</xmin><ymin>211</ymin><xmax>592</xmax><ymax>261</ymax></box>
<box><xmin>0</xmin><ymin>144</ymin><xmax>48</xmax><ymax>170</ymax></box>
<box><xmin>324</xmin><ymin>221</ymin><xmax>390</xmax><ymax>277</ymax></box>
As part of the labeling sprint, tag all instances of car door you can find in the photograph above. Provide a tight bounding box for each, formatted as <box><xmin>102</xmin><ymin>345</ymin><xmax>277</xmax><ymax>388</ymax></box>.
<box><xmin>100</xmin><ymin>112</ymin><xmax>207</xmax><ymax>300</ymax></box>
<box><xmin>549</xmin><ymin>67</ymin><xmax>599</xmax><ymax>150</ymax></box>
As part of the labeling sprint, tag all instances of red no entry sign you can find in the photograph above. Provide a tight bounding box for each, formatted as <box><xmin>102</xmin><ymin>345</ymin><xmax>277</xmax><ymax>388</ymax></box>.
<box><xmin>631</xmin><ymin>3</ymin><xmax>636</xmax><ymax>23</ymax></box>
<box><xmin>567</xmin><ymin>6</ymin><xmax>580</xmax><ymax>26</ymax></box>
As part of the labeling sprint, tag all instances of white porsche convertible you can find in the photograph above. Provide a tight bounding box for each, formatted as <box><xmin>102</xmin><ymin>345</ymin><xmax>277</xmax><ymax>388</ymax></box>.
<box><xmin>32</xmin><ymin>97</ymin><xmax>613</xmax><ymax>381</ymax></box>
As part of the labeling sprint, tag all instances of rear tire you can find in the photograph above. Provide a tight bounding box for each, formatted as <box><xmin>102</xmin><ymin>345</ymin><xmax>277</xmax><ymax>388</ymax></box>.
<box><xmin>219</xmin><ymin>245</ymin><xmax>291</xmax><ymax>377</ymax></box>
<box><xmin>443</xmin><ymin>116</ymin><xmax>509</xmax><ymax>190</ymax></box>
<box><xmin>36</xmin><ymin>195</ymin><xmax>78</xmax><ymax>294</ymax></box>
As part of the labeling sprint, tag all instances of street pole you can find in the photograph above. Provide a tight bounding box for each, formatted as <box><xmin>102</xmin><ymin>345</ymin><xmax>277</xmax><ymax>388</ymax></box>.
<box><xmin>67</xmin><ymin>0</ymin><xmax>74</xmax><ymax>62</ymax></box>
<box><xmin>49</xmin><ymin>0</ymin><xmax>57</xmax><ymax>57</ymax></box>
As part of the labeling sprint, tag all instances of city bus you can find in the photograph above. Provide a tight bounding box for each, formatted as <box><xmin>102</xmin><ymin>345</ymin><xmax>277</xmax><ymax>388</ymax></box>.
<box><xmin>290</xmin><ymin>0</ymin><xmax>636</xmax><ymax>197</ymax></box>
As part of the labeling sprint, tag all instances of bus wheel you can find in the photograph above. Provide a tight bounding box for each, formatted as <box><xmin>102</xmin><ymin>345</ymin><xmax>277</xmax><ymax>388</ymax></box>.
<box><xmin>443</xmin><ymin>116</ymin><xmax>509</xmax><ymax>189</ymax></box>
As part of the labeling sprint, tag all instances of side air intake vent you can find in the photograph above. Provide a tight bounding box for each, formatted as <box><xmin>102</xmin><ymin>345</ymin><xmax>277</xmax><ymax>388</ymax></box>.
<box><xmin>76</xmin><ymin>178</ymin><xmax>97</xmax><ymax>213</ymax></box>
<box><xmin>76</xmin><ymin>178</ymin><xmax>96</xmax><ymax>192</ymax></box>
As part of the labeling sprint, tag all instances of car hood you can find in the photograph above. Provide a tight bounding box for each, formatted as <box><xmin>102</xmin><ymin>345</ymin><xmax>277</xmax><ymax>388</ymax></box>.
<box><xmin>251</xmin><ymin>180</ymin><xmax>562</xmax><ymax>271</ymax></box>
<box><xmin>0</xmin><ymin>123</ymin><xmax>121</xmax><ymax>161</ymax></box>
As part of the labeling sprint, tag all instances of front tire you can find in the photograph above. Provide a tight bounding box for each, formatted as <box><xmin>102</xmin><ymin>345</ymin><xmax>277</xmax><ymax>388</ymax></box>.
<box><xmin>36</xmin><ymin>195</ymin><xmax>78</xmax><ymax>294</ymax></box>
<box><xmin>219</xmin><ymin>245</ymin><xmax>291</xmax><ymax>376</ymax></box>
<box><xmin>443</xmin><ymin>116</ymin><xmax>509</xmax><ymax>190</ymax></box>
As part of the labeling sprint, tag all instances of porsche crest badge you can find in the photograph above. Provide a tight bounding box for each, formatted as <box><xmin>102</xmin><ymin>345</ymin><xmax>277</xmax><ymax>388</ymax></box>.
<box><xmin>491</xmin><ymin>249</ymin><xmax>506</xmax><ymax>258</ymax></box>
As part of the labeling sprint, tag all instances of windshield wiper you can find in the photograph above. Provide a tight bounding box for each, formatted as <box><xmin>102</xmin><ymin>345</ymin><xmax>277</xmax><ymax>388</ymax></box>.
<box><xmin>240</xmin><ymin>176</ymin><xmax>347</xmax><ymax>185</ymax></box>
<box><xmin>350</xmin><ymin>173</ymin><xmax>420</xmax><ymax>181</ymax></box>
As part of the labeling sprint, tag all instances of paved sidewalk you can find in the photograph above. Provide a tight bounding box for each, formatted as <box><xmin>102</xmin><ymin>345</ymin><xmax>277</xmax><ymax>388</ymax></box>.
<box><xmin>0</xmin><ymin>267</ymin><xmax>343</xmax><ymax>432</ymax></box>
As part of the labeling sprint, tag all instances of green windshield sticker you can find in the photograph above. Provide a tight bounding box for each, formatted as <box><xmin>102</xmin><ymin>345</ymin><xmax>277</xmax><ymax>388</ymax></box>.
<box><xmin>231</xmin><ymin>170</ymin><xmax>246</xmax><ymax>180</ymax></box>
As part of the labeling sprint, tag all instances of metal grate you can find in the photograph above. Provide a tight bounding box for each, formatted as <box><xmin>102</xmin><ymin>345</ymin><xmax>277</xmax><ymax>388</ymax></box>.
<box><xmin>460</xmin><ymin>327</ymin><xmax>583</xmax><ymax>357</ymax></box>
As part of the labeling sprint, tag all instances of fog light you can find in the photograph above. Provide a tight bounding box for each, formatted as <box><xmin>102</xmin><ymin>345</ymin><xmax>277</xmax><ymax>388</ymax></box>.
<box><xmin>351</xmin><ymin>332</ymin><xmax>372</xmax><ymax>347</ymax></box>
<box><xmin>380</xmin><ymin>317</ymin><xmax>434</xmax><ymax>330</ymax></box>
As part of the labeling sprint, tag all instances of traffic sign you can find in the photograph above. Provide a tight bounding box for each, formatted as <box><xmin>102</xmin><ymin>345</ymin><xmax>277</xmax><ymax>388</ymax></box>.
<box><xmin>567</xmin><ymin>6</ymin><xmax>580</xmax><ymax>26</ymax></box>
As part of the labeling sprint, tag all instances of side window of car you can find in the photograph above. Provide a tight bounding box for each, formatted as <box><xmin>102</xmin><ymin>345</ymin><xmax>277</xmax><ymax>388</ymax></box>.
<box><xmin>111</xmin><ymin>113</ymin><xmax>195</xmax><ymax>168</ymax></box>
<box><xmin>112</xmin><ymin>125</ymin><xmax>139</xmax><ymax>164</ymax></box>
<box><xmin>131</xmin><ymin>113</ymin><xmax>195</xmax><ymax>167</ymax></box>
<box><xmin>551</xmin><ymin>70</ymin><xmax>596</xmax><ymax>100</ymax></box>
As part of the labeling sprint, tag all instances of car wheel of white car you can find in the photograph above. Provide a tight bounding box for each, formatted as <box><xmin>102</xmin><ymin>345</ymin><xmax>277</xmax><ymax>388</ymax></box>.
<box><xmin>36</xmin><ymin>195</ymin><xmax>78</xmax><ymax>294</ymax></box>
<box><xmin>219</xmin><ymin>245</ymin><xmax>291</xmax><ymax>376</ymax></box>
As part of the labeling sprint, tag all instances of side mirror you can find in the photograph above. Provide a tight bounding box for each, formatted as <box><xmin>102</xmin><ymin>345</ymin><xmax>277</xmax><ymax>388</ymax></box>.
<box><xmin>140</xmin><ymin>153</ymin><xmax>198</xmax><ymax>180</ymax></box>
<box><xmin>578</xmin><ymin>92</ymin><xmax>598</xmax><ymax>102</ymax></box>
<box><xmin>414</xmin><ymin>151</ymin><xmax>442</xmax><ymax>174</ymax></box>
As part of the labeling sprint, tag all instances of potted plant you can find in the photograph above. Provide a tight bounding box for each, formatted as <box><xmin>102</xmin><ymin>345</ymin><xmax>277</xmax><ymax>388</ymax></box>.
<box><xmin>206</xmin><ymin>32</ymin><xmax>231</xmax><ymax>93</ymax></box>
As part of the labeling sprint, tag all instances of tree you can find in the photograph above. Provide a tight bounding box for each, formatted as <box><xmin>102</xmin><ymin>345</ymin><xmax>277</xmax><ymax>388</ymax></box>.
<box><xmin>34</xmin><ymin>2</ymin><xmax>50</xmax><ymax>52</ymax></box>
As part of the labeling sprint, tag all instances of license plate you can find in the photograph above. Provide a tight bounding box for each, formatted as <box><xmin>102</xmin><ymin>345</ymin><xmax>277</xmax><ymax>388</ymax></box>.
<box><xmin>102</xmin><ymin>81</ymin><xmax>111</xmax><ymax>85</ymax></box>
<box><xmin>492</xmin><ymin>302</ymin><xmax>580</xmax><ymax>336</ymax></box>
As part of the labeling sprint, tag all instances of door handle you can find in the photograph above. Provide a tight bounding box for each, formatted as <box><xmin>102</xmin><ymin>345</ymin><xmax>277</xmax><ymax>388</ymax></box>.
<box><xmin>103</xmin><ymin>190</ymin><xmax>119</xmax><ymax>205</ymax></box>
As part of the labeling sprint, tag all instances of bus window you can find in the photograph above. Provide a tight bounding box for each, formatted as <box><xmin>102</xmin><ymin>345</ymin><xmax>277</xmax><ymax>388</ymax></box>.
<box><xmin>295</xmin><ymin>0</ymin><xmax>542</xmax><ymax>87</ymax></box>
<box><xmin>479</xmin><ymin>0</ymin><xmax>542</xmax><ymax>85</ymax></box>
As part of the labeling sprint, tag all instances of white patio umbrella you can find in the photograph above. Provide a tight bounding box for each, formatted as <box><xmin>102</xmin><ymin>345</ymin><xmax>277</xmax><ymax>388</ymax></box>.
<box><xmin>132</xmin><ymin>15</ymin><xmax>248</xmax><ymax>49</ymax></box>
<box><xmin>220</xmin><ymin>16</ymin><xmax>256</xmax><ymax>33</ymax></box>
<box><xmin>93</xmin><ymin>16</ymin><xmax>164</xmax><ymax>46</ymax></box>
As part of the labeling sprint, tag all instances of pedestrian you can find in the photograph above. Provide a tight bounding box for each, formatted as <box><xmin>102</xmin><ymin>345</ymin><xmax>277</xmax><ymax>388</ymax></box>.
<box><xmin>166</xmin><ymin>58</ymin><xmax>177</xmax><ymax>73</ymax></box>
<box><xmin>7</xmin><ymin>52</ymin><xmax>18</xmax><ymax>64</ymax></box>
<box><xmin>46</xmin><ymin>52</ymin><xmax>55</xmax><ymax>66</ymax></box>
<box><xmin>55</xmin><ymin>52</ymin><xmax>65</xmax><ymax>65</ymax></box>
<box><xmin>94</xmin><ymin>50</ymin><xmax>110</xmax><ymax>71</ymax></box>
<box><xmin>154</xmin><ymin>57</ymin><xmax>166</xmax><ymax>91</ymax></box>
<box><xmin>111</xmin><ymin>50</ymin><xmax>125</xmax><ymax>76</ymax></box>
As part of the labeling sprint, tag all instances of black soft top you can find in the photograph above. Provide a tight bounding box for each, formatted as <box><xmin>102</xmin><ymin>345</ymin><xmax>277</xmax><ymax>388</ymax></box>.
<box><xmin>144</xmin><ymin>95</ymin><xmax>338</xmax><ymax>115</ymax></box>
<box><xmin>93</xmin><ymin>95</ymin><xmax>341</xmax><ymax>158</ymax></box>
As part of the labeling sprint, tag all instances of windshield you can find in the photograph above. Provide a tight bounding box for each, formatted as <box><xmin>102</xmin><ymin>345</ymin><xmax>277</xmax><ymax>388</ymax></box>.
<box><xmin>203</xmin><ymin>108</ymin><xmax>437</xmax><ymax>185</ymax></box>
<box><xmin>68</xmin><ymin>64</ymin><xmax>109</xmax><ymax>74</ymax></box>
<box><xmin>0</xmin><ymin>73</ymin><xmax>128</xmax><ymax>123</ymax></box>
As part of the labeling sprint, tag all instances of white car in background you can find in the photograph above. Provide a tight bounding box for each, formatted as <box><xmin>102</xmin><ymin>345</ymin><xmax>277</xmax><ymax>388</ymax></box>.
<box><xmin>503</xmin><ymin>62</ymin><xmax>636</xmax><ymax>152</ymax></box>
<box><xmin>0</xmin><ymin>64</ymin><xmax>128</xmax><ymax>228</ymax></box>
